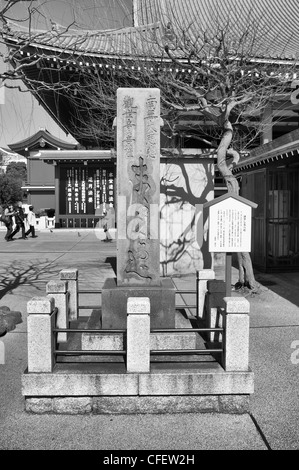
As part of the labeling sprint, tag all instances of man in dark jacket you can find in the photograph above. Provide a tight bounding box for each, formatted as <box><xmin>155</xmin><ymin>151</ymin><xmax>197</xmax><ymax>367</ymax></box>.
<box><xmin>2</xmin><ymin>204</ymin><xmax>16</xmax><ymax>241</ymax></box>
<box><xmin>10</xmin><ymin>202</ymin><xmax>27</xmax><ymax>240</ymax></box>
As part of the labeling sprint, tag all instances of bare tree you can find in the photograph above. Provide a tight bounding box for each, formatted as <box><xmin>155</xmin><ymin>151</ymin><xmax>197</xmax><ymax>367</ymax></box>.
<box><xmin>154</xmin><ymin>18</ymin><xmax>297</xmax><ymax>291</ymax></box>
<box><xmin>1</xmin><ymin>1</ymin><xmax>298</xmax><ymax>290</ymax></box>
<box><xmin>62</xmin><ymin>8</ymin><xmax>298</xmax><ymax>290</ymax></box>
<box><xmin>0</xmin><ymin>1</ymin><xmax>132</xmax><ymax>95</ymax></box>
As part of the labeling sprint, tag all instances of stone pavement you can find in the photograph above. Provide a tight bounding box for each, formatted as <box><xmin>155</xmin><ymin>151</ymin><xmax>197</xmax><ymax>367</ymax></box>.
<box><xmin>0</xmin><ymin>228</ymin><xmax>298</xmax><ymax>450</ymax></box>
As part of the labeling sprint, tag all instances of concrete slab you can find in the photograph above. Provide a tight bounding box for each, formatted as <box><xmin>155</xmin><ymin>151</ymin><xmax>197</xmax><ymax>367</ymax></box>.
<box><xmin>247</xmin><ymin>287</ymin><xmax>299</xmax><ymax>328</ymax></box>
<box><xmin>22</xmin><ymin>365</ymin><xmax>139</xmax><ymax>396</ymax></box>
<box><xmin>138</xmin><ymin>364</ymin><xmax>254</xmax><ymax>395</ymax></box>
<box><xmin>22</xmin><ymin>360</ymin><xmax>253</xmax><ymax>398</ymax></box>
<box><xmin>0</xmin><ymin>411</ymin><xmax>267</xmax><ymax>450</ymax></box>
<box><xmin>250</xmin><ymin>326</ymin><xmax>299</xmax><ymax>450</ymax></box>
<box><xmin>255</xmin><ymin>270</ymin><xmax>299</xmax><ymax>309</ymax></box>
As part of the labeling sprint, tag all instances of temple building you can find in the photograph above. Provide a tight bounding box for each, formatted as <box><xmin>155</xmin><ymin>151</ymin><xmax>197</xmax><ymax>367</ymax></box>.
<box><xmin>233</xmin><ymin>130</ymin><xmax>299</xmax><ymax>272</ymax></box>
<box><xmin>3</xmin><ymin>0</ymin><xmax>299</xmax><ymax>272</ymax></box>
<box><xmin>8</xmin><ymin>129</ymin><xmax>116</xmax><ymax>229</ymax></box>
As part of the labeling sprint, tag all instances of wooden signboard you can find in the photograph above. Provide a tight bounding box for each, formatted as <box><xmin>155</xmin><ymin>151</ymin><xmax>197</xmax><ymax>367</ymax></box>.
<box><xmin>204</xmin><ymin>194</ymin><xmax>258</xmax><ymax>296</ymax></box>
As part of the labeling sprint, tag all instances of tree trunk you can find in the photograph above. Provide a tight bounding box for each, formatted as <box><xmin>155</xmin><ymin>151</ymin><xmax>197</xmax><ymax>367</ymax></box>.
<box><xmin>217</xmin><ymin>119</ymin><xmax>258</xmax><ymax>292</ymax></box>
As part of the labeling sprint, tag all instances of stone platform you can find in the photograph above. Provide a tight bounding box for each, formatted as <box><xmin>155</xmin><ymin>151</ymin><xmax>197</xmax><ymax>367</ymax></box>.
<box><xmin>23</xmin><ymin>291</ymin><xmax>254</xmax><ymax>415</ymax></box>
<box><xmin>22</xmin><ymin>309</ymin><xmax>254</xmax><ymax>415</ymax></box>
<box><xmin>22</xmin><ymin>361</ymin><xmax>254</xmax><ymax>414</ymax></box>
<box><xmin>101</xmin><ymin>277</ymin><xmax>176</xmax><ymax>329</ymax></box>
<box><xmin>82</xmin><ymin>309</ymin><xmax>197</xmax><ymax>352</ymax></box>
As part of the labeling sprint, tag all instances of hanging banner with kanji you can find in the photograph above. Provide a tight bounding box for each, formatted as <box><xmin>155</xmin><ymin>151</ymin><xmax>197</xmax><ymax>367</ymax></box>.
<box><xmin>62</xmin><ymin>164</ymin><xmax>115</xmax><ymax>215</ymax></box>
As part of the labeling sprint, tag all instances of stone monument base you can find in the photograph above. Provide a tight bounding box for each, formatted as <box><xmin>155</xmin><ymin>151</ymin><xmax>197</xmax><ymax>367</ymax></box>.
<box><xmin>22</xmin><ymin>362</ymin><xmax>253</xmax><ymax>414</ymax></box>
<box><xmin>81</xmin><ymin>309</ymin><xmax>197</xmax><ymax>352</ymax></box>
<box><xmin>101</xmin><ymin>277</ymin><xmax>176</xmax><ymax>329</ymax></box>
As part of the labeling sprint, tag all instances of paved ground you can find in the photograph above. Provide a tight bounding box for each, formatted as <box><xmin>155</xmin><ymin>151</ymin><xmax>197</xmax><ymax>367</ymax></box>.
<box><xmin>0</xmin><ymin>228</ymin><xmax>298</xmax><ymax>451</ymax></box>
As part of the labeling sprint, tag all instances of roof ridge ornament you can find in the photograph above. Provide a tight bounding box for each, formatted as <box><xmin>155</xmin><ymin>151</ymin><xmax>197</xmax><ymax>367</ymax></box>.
<box><xmin>162</xmin><ymin>21</ymin><xmax>177</xmax><ymax>50</ymax></box>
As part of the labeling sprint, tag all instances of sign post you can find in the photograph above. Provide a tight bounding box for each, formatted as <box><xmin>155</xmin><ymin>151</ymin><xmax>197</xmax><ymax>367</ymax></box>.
<box><xmin>204</xmin><ymin>194</ymin><xmax>258</xmax><ymax>295</ymax></box>
<box><xmin>225</xmin><ymin>252</ymin><xmax>232</xmax><ymax>297</ymax></box>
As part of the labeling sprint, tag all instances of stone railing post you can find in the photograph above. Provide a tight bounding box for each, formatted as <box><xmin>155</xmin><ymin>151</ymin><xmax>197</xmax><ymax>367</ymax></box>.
<box><xmin>46</xmin><ymin>280</ymin><xmax>68</xmax><ymax>343</ymax></box>
<box><xmin>222</xmin><ymin>297</ymin><xmax>250</xmax><ymax>371</ymax></box>
<box><xmin>126</xmin><ymin>297</ymin><xmax>150</xmax><ymax>373</ymax></box>
<box><xmin>27</xmin><ymin>297</ymin><xmax>56</xmax><ymax>373</ymax></box>
<box><xmin>60</xmin><ymin>269</ymin><xmax>78</xmax><ymax>321</ymax></box>
<box><xmin>205</xmin><ymin>280</ymin><xmax>226</xmax><ymax>342</ymax></box>
<box><xmin>196</xmin><ymin>269</ymin><xmax>215</xmax><ymax>319</ymax></box>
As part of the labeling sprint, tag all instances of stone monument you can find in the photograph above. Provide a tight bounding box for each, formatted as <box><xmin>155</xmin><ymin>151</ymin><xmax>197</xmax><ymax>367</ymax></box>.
<box><xmin>23</xmin><ymin>89</ymin><xmax>254</xmax><ymax>415</ymax></box>
<box><xmin>101</xmin><ymin>88</ymin><xmax>176</xmax><ymax>329</ymax></box>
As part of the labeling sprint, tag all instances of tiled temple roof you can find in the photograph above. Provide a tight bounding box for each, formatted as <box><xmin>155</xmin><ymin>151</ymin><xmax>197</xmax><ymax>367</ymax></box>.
<box><xmin>4</xmin><ymin>0</ymin><xmax>299</xmax><ymax>62</ymax></box>
<box><xmin>4</xmin><ymin>22</ymin><xmax>165</xmax><ymax>59</ymax></box>
<box><xmin>134</xmin><ymin>0</ymin><xmax>299</xmax><ymax>61</ymax></box>
<box><xmin>3</xmin><ymin>0</ymin><xmax>299</xmax><ymax>148</ymax></box>
<box><xmin>234</xmin><ymin>129</ymin><xmax>299</xmax><ymax>171</ymax></box>
<box><xmin>8</xmin><ymin>129</ymin><xmax>77</xmax><ymax>156</ymax></box>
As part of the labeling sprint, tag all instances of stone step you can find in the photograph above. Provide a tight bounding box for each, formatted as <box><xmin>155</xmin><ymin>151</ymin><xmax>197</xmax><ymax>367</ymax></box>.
<box><xmin>81</xmin><ymin>309</ymin><xmax>201</xmax><ymax>351</ymax></box>
<box><xmin>22</xmin><ymin>361</ymin><xmax>254</xmax><ymax>414</ymax></box>
<box><xmin>57</xmin><ymin>310</ymin><xmax>215</xmax><ymax>363</ymax></box>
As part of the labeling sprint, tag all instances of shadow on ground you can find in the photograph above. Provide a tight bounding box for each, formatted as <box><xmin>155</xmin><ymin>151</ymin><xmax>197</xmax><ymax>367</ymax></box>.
<box><xmin>0</xmin><ymin>260</ymin><xmax>61</xmax><ymax>300</ymax></box>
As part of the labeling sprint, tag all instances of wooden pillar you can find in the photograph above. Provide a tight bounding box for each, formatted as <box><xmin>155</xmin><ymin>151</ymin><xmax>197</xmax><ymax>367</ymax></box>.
<box><xmin>54</xmin><ymin>163</ymin><xmax>60</xmax><ymax>228</ymax></box>
<box><xmin>262</xmin><ymin>103</ymin><xmax>273</xmax><ymax>144</ymax></box>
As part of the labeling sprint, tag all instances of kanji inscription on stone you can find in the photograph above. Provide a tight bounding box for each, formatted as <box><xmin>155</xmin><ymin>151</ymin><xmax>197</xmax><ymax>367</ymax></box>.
<box><xmin>117</xmin><ymin>88</ymin><xmax>162</xmax><ymax>286</ymax></box>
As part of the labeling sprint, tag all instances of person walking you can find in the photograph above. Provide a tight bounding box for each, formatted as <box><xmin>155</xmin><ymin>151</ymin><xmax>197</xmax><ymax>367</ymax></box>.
<box><xmin>101</xmin><ymin>208</ymin><xmax>112</xmax><ymax>242</ymax></box>
<box><xmin>25</xmin><ymin>206</ymin><xmax>37</xmax><ymax>238</ymax></box>
<box><xmin>10</xmin><ymin>201</ymin><xmax>27</xmax><ymax>240</ymax></box>
<box><xmin>2</xmin><ymin>204</ymin><xmax>16</xmax><ymax>242</ymax></box>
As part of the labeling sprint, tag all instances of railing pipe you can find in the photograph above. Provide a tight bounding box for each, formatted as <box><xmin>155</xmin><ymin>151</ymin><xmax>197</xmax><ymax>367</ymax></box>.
<box><xmin>55</xmin><ymin>350</ymin><xmax>125</xmax><ymax>355</ymax></box>
<box><xmin>78</xmin><ymin>290</ymin><xmax>102</xmax><ymax>294</ymax></box>
<box><xmin>151</xmin><ymin>349</ymin><xmax>222</xmax><ymax>355</ymax></box>
<box><xmin>52</xmin><ymin>327</ymin><xmax>223</xmax><ymax>334</ymax></box>
<box><xmin>53</xmin><ymin>328</ymin><xmax>125</xmax><ymax>333</ymax></box>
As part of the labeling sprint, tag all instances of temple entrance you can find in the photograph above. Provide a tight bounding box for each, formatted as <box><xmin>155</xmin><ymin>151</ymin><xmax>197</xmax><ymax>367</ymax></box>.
<box><xmin>58</xmin><ymin>163</ymin><xmax>115</xmax><ymax>228</ymax></box>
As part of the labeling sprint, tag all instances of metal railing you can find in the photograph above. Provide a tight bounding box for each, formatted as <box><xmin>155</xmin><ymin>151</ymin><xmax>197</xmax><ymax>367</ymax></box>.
<box><xmin>59</xmin><ymin>216</ymin><xmax>109</xmax><ymax>229</ymax></box>
<box><xmin>52</xmin><ymin>324</ymin><xmax>223</xmax><ymax>359</ymax></box>
<box><xmin>52</xmin><ymin>271</ymin><xmax>223</xmax><ymax>360</ymax></box>
<box><xmin>53</xmin><ymin>327</ymin><xmax>126</xmax><ymax>356</ymax></box>
<box><xmin>77</xmin><ymin>271</ymin><xmax>201</xmax><ymax>313</ymax></box>
<box><xmin>27</xmin><ymin>276</ymin><xmax>250</xmax><ymax>373</ymax></box>
<box><xmin>147</xmin><ymin>325</ymin><xmax>223</xmax><ymax>356</ymax></box>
